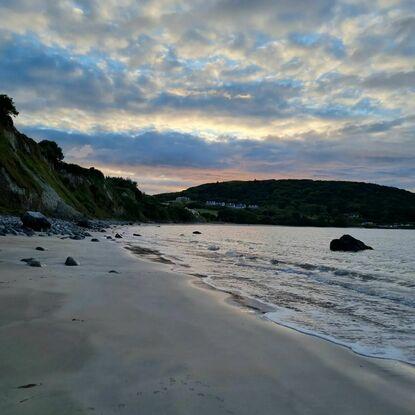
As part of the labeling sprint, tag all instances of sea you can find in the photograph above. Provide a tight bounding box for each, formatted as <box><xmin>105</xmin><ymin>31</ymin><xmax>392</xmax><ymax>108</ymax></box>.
<box><xmin>123</xmin><ymin>224</ymin><xmax>415</xmax><ymax>365</ymax></box>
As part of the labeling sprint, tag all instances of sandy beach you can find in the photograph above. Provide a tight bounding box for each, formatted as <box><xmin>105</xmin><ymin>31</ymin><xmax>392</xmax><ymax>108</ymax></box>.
<box><xmin>0</xmin><ymin>233</ymin><xmax>414</xmax><ymax>415</ymax></box>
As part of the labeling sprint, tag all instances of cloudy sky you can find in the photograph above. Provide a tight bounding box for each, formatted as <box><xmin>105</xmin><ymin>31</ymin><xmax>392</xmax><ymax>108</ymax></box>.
<box><xmin>0</xmin><ymin>0</ymin><xmax>414</xmax><ymax>193</ymax></box>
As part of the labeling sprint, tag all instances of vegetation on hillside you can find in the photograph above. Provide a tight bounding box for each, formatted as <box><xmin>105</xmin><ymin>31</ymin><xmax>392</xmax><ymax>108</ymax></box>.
<box><xmin>156</xmin><ymin>180</ymin><xmax>415</xmax><ymax>227</ymax></box>
<box><xmin>0</xmin><ymin>94</ymin><xmax>195</xmax><ymax>222</ymax></box>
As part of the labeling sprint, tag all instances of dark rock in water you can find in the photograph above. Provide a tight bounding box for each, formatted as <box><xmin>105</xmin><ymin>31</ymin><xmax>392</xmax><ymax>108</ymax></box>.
<box><xmin>91</xmin><ymin>238</ymin><xmax>99</xmax><ymax>242</ymax></box>
<box><xmin>133</xmin><ymin>233</ymin><xmax>141</xmax><ymax>237</ymax></box>
<box><xmin>28</xmin><ymin>260</ymin><xmax>42</xmax><ymax>267</ymax></box>
<box><xmin>330</xmin><ymin>235</ymin><xmax>373</xmax><ymax>252</ymax></box>
<box><xmin>115</xmin><ymin>233</ymin><xmax>123</xmax><ymax>239</ymax></box>
<box><xmin>109</xmin><ymin>270</ymin><xmax>119</xmax><ymax>274</ymax></box>
<box><xmin>99</xmin><ymin>229</ymin><xmax>106</xmax><ymax>233</ymax></box>
<box><xmin>21</xmin><ymin>211</ymin><xmax>52</xmax><ymax>231</ymax></box>
<box><xmin>70</xmin><ymin>235</ymin><xmax>84</xmax><ymax>240</ymax></box>
<box><xmin>35</xmin><ymin>246</ymin><xmax>46</xmax><ymax>251</ymax></box>
<box><xmin>106</xmin><ymin>236</ymin><xmax>112</xmax><ymax>240</ymax></box>
<box><xmin>193</xmin><ymin>231</ymin><xmax>202</xmax><ymax>235</ymax></box>
<box><xmin>65</xmin><ymin>256</ymin><xmax>79</xmax><ymax>266</ymax></box>
<box><xmin>21</xmin><ymin>257</ymin><xmax>34</xmax><ymax>263</ymax></box>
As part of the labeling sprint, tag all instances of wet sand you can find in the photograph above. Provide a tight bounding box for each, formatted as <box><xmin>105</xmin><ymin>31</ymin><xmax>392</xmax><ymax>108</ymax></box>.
<box><xmin>0</xmin><ymin>234</ymin><xmax>414</xmax><ymax>414</ymax></box>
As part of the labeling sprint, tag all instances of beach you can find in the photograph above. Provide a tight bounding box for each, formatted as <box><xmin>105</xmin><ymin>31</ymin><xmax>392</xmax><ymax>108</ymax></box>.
<box><xmin>0</xmin><ymin>233</ymin><xmax>414</xmax><ymax>415</ymax></box>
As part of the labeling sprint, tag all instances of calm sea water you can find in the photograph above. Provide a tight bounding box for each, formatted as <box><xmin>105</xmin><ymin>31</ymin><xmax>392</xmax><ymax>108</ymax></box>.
<box><xmin>123</xmin><ymin>224</ymin><xmax>415</xmax><ymax>364</ymax></box>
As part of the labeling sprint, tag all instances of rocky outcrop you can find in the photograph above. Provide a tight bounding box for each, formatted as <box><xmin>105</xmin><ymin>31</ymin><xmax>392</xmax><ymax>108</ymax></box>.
<box><xmin>330</xmin><ymin>235</ymin><xmax>373</xmax><ymax>252</ymax></box>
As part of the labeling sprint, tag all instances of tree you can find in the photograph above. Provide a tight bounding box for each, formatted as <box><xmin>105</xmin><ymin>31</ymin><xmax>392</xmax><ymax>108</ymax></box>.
<box><xmin>39</xmin><ymin>140</ymin><xmax>64</xmax><ymax>162</ymax></box>
<box><xmin>0</xmin><ymin>94</ymin><xmax>19</xmax><ymax>118</ymax></box>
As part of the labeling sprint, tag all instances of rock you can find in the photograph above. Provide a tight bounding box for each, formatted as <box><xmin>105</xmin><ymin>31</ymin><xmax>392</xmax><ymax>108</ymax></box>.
<box><xmin>330</xmin><ymin>235</ymin><xmax>373</xmax><ymax>252</ymax></box>
<box><xmin>21</xmin><ymin>257</ymin><xmax>35</xmax><ymax>263</ymax></box>
<box><xmin>17</xmin><ymin>384</ymin><xmax>40</xmax><ymax>389</ymax></box>
<box><xmin>208</xmin><ymin>245</ymin><xmax>220</xmax><ymax>251</ymax></box>
<box><xmin>35</xmin><ymin>247</ymin><xmax>46</xmax><ymax>251</ymax></box>
<box><xmin>21</xmin><ymin>211</ymin><xmax>52</xmax><ymax>231</ymax></box>
<box><xmin>22</xmin><ymin>227</ymin><xmax>35</xmax><ymax>237</ymax></box>
<box><xmin>70</xmin><ymin>235</ymin><xmax>84</xmax><ymax>240</ymax></box>
<box><xmin>133</xmin><ymin>233</ymin><xmax>141</xmax><ymax>237</ymax></box>
<box><xmin>109</xmin><ymin>270</ymin><xmax>119</xmax><ymax>274</ymax></box>
<box><xmin>65</xmin><ymin>257</ymin><xmax>79</xmax><ymax>266</ymax></box>
<box><xmin>115</xmin><ymin>233</ymin><xmax>123</xmax><ymax>239</ymax></box>
<box><xmin>193</xmin><ymin>231</ymin><xmax>202</xmax><ymax>235</ymax></box>
<box><xmin>91</xmin><ymin>238</ymin><xmax>99</xmax><ymax>242</ymax></box>
<box><xmin>77</xmin><ymin>218</ymin><xmax>92</xmax><ymax>228</ymax></box>
<box><xmin>106</xmin><ymin>236</ymin><xmax>113</xmax><ymax>240</ymax></box>
<box><xmin>28</xmin><ymin>260</ymin><xmax>42</xmax><ymax>267</ymax></box>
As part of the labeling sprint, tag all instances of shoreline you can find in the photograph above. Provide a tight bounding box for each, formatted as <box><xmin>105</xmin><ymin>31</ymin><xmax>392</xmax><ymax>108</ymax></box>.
<box><xmin>126</xmin><ymin>242</ymin><xmax>415</xmax><ymax>368</ymax></box>
<box><xmin>1</xmin><ymin>233</ymin><xmax>414</xmax><ymax>414</ymax></box>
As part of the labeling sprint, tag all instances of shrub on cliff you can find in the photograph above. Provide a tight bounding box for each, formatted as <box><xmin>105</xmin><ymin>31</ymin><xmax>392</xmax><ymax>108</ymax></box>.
<box><xmin>0</xmin><ymin>94</ymin><xmax>19</xmax><ymax>119</ymax></box>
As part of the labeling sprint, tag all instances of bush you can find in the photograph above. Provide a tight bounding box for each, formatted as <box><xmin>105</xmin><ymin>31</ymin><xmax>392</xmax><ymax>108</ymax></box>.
<box><xmin>39</xmin><ymin>140</ymin><xmax>64</xmax><ymax>162</ymax></box>
<box><xmin>0</xmin><ymin>94</ymin><xmax>19</xmax><ymax>118</ymax></box>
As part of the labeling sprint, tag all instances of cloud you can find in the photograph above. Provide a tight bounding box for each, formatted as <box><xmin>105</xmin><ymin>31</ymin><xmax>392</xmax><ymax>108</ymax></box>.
<box><xmin>23</xmin><ymin>117</ymin><xmax>415</xmax><ymax>193</ymax></box>
<box><xmin>0</xmin><ymin>0</ymin><xmax>414</xmax><ymax>192</ymax></box>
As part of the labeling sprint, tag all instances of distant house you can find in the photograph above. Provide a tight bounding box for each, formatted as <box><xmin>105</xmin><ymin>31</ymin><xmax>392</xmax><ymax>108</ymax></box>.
<box><xmin>206</xmin><ymin>201</ymin><xmax>259</xmax><ymax>209</ymax></box>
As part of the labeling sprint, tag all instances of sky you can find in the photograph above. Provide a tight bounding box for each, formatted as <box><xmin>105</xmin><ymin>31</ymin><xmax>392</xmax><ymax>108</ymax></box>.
<box><xmin>0</xmin><ymin>0</ymin><xmax>414</xmax><ymax>194</ymax></box>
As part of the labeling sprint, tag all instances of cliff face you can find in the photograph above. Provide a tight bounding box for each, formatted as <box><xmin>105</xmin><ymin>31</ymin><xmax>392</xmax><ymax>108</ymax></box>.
<box><xmin>0</xmin><ymin>115</ymin><xmax>194</xmax><ymax>222</ymax></box>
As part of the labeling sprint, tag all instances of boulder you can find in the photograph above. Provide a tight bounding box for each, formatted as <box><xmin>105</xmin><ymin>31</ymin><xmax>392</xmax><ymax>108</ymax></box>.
<box><xmin>28</xmin><ymin>260</ymin><xmax>42</xmax><ymax>267</ymax></box>
<box><xmin>330</xmin><ymin>235</ymin><xmax>373</xmax><ymax>252</ymax></box>
<box><xmin>22</xmin><ymin>227</ymin><xmax>35</xmax><ymax>237</ymax></box>
<box><xmin>91</xmin><ymin>238</ymin><xmax>99</xmax><ymax>242</ymax></box>
<box><xmin>193</xmin><ymin>231</ymin><xmax>202</xmax><ymax>235</ymax></box>
<box><xmin>115</xmin><ymin>233</ymin><xmax>123</xmax><ymax>239</ymax></box>
<box><xmin>65</xmin><ymin>256</ymin><xmax>80</xmax><ymax>266</ymax></box>
<box><xmin>35</xmin><ymin>247</ymin><xmax>46</xmax><ymax>251</ymax></box>
<box><xmin>21</xmin><ymin>211</ymin><xmax>51</xmax><ymax>231</ymax></box>
<box><xmin>77</xmin><ymin>218</ymin><xmax>92</xmax><ymax>228</ymax></box>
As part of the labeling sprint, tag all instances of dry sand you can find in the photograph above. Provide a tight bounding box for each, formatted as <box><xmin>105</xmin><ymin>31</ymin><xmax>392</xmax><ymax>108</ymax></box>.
<box><xmin>0</xmin><ymin>234</ymin><xmax>414</xmax><ymax>415</ymax></box>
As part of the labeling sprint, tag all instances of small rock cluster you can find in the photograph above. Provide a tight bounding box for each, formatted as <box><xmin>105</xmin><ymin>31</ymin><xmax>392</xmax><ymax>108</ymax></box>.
<box><xmin>0</xmin><ymin>212</ymin><xmax>115</xmax><ymax>239</ymax></box>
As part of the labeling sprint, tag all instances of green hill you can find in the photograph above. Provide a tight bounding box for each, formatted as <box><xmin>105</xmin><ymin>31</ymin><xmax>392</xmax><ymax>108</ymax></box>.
<box><xmin>0</xmin><ymin>95</ymin><xmax>194</xmax><ymax>222</ymax></box>
<box><xmin>156</xmin><ymin>179</ymin><xmax>415</xmax><ymax>227</ymax></box>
